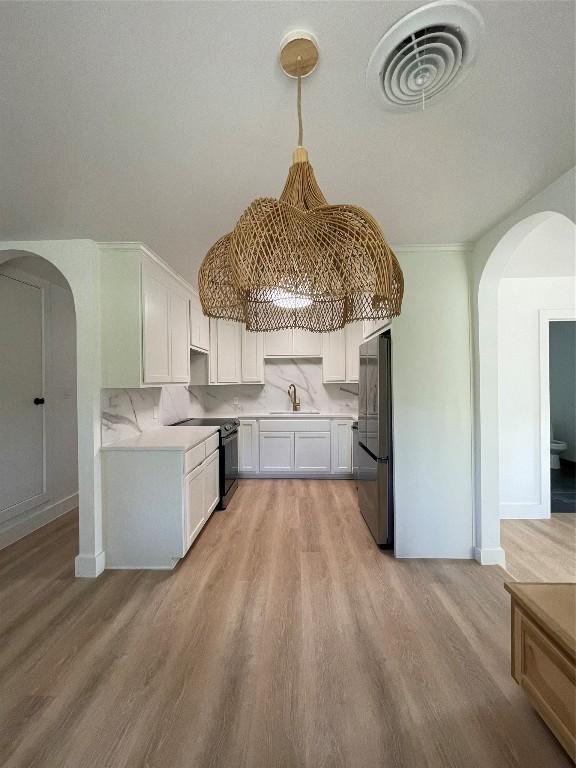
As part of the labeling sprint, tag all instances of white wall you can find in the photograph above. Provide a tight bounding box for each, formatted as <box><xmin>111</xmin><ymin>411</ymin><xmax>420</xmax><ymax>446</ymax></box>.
<box><xmin>469</xmin><ymin>167</ymin><xmax>576</xmax><ymax>563</ymax></box>
<box><xmin>0</xmin><ymin>257</ymin><xmax>78</xmax><ymax>547</ymax></box>
<box><xmin>498</xmin><ymin>278</ymin><xmax>575</xmax><ymax>517</ymax></box>
<box><xmin>550</xmin><ymin>321</ymin><xmax>576</xmax><ymax>462</ymax></box>
<box><xmin>393</xmin><ymin>246</ymin><xmax>473</xmax><ymax>559</ymax></box>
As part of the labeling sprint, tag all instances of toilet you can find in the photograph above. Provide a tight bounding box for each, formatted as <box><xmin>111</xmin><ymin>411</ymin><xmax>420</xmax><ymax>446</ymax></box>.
<box><xmin>550</xmin><ymin>438</ymin><xmax>568</xmax><ymax>470</ymax></box>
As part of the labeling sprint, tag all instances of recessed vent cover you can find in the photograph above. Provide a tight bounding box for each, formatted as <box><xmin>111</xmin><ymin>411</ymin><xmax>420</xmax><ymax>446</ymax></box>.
<box><xmin>367</xmin><ymin>0</ymin><xmax>484</xmax><ymax>111</ymax></box>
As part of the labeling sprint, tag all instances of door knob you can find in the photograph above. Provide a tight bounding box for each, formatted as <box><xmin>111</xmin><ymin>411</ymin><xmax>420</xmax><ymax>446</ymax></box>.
<box><xmin>33</xmin><ymin>397</ymin><xmax>45</xmax><ymax>405</ymax></box>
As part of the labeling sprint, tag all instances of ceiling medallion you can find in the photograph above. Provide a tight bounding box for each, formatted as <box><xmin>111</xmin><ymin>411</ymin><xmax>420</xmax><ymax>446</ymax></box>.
<box><xmin>199</xmin><ymin>31</ymin><xmax>404</xmax><ymax>332</ymax></box>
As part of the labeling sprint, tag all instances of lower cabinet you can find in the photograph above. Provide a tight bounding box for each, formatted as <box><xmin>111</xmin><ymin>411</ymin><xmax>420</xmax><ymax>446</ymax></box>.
<box><xmin>240</xmin><ymin>418</ymin><xmax>353</xmax><ymax>477</ymax></box>
<box><xmin>103</xmin><ymin>435</ymin><xmax>220</xmax><ymax>569</ymax></box>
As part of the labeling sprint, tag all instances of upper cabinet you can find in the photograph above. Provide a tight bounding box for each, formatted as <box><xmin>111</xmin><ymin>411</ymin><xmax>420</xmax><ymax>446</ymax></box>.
<box><xmin>322</xmin><ymin>322</ymin><xmax>362</xmax><ymax>384</ymax></box>
<box><xmin>362</xmin><ymin>319</ymin><xmax>391</xmax><ymax>340</ymax></box>
<box><xmin>100</xmin><ymin>243</ymin><xmax>193</xmax><ymax>388</ymax></box>
<box><xmin>190</xmin><ymin>294</ymin><xmax>209</xmax><ymax>353</ymax></box>
<box><xmin>190</xmin><ymin>319</ymin><xmax>264</xmax><ymax>385</ymax></box>
<box><xmin>264</xmin><ymin>328</ymin><xmax>322</xmax><ymax>358</ymax></box>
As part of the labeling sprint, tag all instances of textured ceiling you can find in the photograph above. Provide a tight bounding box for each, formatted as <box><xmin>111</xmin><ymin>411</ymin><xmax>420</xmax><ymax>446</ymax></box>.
<box><xmin>1</xmin><ymin>1</ymin><xmax>574</xmax><ymax>285</ymax></box>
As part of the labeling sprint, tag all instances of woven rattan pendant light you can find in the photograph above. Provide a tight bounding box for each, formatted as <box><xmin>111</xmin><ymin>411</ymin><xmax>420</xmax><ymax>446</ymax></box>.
<box><xmin>199</xmin><ymin>32</ymin><xmax>404</xmax><ymax>332</ymax></box>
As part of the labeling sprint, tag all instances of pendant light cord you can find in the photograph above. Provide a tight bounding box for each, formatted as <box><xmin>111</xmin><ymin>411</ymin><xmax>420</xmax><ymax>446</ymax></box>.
<box><xmin>297</xmin><ymin>56</ymin><xmax>303</xmax><ymax>146</ymax></box>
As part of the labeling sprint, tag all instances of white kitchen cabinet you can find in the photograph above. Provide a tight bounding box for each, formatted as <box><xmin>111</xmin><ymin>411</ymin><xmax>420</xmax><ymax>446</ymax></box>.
<box><xmin>239</xmin><ymin>419</ymin><xmax>259</xmax><ymax>472</ymax></box>
<box><xmin>331</xmin><ymin>420</ymin><xmax>353</xmax><ymax>474</ymax></box>
<box><xmin>322</xmin><ymin>328</ymin><xmax>346</xmax><ymax>382</ymax></box>
<box><xmin>190</xmin><ymin>295</ymin><xmax>210</xmax><ymax>353</ymax></box>
<box><xmin>259</xmin><ymin>432</ymin><xmax>295</xmax><ymax>471</ymax></box>
<box><xmin>100</xmin><ymin>243</ymin><xmax>194</xmax><ymax>388</ymax></box>
<box><xmin>142</xmin><ymin>269</ymin><xmax>171</xmax><ymax>384</ymax></box>
<box><xmin>170</xmin><ymin>292</ymin><xmax>190</xmax><ymax>382</ymax></box>
<box><xmin>241</xmin><ymin>327</ymin><xmax>264</xmax><ymax>383</ymax></box>
<box><xmin>185</xmin><ymin>462</ymin><xmax>205</xmax><ymax>549</ymax></box>
<box><xmin>264</xmin><ymin>328</ymin><xmax>322</xmax><ymax>358</ymax></box>
<box><xmin>322</xmin><ymin>322</ymin><xmax>362</xmax><ymax>384</ymax></box>
<box><xmin>294</xmin><ymin>431</ymin><xmax>331</xmax><ymax>474</ymax></box>
<box><xmin>190</xmin><ymin>319</ymin><xmax>264</xmax><ymax>385</ymax></box>
<box><xmin>103</xmin><ymin>431</ymin><xmax>220</xmax><ymax>569</ymax></box>
<box><xmin>363</xmin><ymin>319</ymin><xmax>391</xmax><ymax>340</ymax></box>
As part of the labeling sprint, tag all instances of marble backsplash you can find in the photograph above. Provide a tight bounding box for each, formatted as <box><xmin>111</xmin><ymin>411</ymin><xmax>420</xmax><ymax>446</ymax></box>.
<box><xmin>101</xmin><ymin>360</ymin><xmax>357</xmax><ymax>445</ymax></box>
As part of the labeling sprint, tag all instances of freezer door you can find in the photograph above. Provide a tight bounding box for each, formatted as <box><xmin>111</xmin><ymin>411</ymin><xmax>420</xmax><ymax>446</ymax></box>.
<box><xmin>357</xmin><ymin>443</ymin><xmax>392</xmax><ymax>548</ymax></box>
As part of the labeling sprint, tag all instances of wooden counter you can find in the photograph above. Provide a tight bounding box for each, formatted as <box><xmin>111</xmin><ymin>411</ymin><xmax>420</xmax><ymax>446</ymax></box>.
<box><xmin>505</xmin><ymin>582</ymin><xmax>576</xmax><ymax>760</ymax></box>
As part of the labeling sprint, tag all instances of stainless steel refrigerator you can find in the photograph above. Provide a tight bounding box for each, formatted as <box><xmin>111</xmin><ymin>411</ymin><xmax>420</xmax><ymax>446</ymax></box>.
<box><xmin>357</xmin><ymin>330</ymin><xmax>394</xmax><ymax>548</ymax></box>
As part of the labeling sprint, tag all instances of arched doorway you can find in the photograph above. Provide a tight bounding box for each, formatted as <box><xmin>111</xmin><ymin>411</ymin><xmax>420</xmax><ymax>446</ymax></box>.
<box><xmin>0</xmin><ymin>241</ymin><xmax>103</xmax><ymax>577</ymax></box>
<box><xmin>476</xmin><ymin>212</ymin><xmax>576</xmax><ymax>565</ymax></box>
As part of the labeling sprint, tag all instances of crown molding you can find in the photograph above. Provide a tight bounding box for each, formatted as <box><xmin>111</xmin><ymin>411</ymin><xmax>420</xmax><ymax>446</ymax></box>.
<box><xmin>391</xmin><ymin>243</ymin><xmax>473</xmax><ymax>254</ymax></box>
<box><xmin>98</xmin><ymin>241</ymin><xmax>197</xmax><ymax>295</ymax></box>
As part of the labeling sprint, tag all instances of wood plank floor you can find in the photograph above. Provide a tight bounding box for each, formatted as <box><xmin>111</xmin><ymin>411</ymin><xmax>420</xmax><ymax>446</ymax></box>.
<box><xmin>502</xmin><ymin>513</ymin><xmax>576</xmax><ymax>582</ymax></box>
<box><xmin>0</xmin><ymin>480</ymin><xmax>572</xmax><ymax>768</ymax></box>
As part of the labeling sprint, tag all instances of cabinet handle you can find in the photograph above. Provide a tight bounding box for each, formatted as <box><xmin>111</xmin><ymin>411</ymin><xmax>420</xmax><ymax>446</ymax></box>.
<box><xmin>33</xmin><ymin>397</ymin><xmax>45</xmax><ymax>405</ymax></box>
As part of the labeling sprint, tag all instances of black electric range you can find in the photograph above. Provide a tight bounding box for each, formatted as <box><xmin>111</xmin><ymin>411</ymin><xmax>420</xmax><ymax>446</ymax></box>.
<box><xmin>171</xmin><ymin>418</ymin><xmax>239</xmax><ymax>508</ymax></box>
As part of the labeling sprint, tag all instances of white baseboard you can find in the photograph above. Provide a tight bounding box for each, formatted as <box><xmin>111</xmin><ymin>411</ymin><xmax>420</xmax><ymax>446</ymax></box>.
<box><xmin>75</xmin><ymin>550</ymin><xmax>106</xmax><ymax>578</ymax></box>
<box><xmin>0</xmin><ymin>493</ymin><xmax>78</xmax><ymax>550</ymax></box>
<box><xmin>499</xmin><ymin>503</ymin><xmax>549</xmax><ymax>520</ymax></box>
<box><xmin>474</xmin><ymin>546</ymin><xmax>506</xmax><ymax>566</ymax></box>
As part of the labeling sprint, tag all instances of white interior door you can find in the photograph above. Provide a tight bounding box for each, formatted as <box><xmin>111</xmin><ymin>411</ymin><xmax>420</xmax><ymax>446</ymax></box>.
<box><xmin>0</xmin><ymin>274</ymin><xmax>47</xmax><ymax>516</ymax></box>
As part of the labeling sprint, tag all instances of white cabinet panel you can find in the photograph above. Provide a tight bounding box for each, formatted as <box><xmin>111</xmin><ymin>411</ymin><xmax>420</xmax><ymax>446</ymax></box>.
<box><xmin>259</xmin><ymin>432</ymin><xmax>294</xmax><ymax>471</ymax></box>
<box><xmin>363</xmin><ymin>319</ymin><xmax>391</xmax><ymax>339</ymax></box>
<box><xmin>185</xmin><ymin>462</ymin><xmax>205</xmax><ymax>550</ymax></box>
<box><xmin>170</xmin><ymin>293</ymin><xmax>190</xmax><ymax>382</ymax></box>
<box><xmin>216</xmin><ymin>320</ymin><xmax>241</xmax><ymax>383</ymax></box>
<box><xmin>204</xmin><ymin>449</ymin><xmax>220</xmax><ymax>517</ymax></box>
<box><xmin>199</xmin><ymin>310</ymin><xmax>210</xmax><ymax>352</ymax></box>
<box><xmin>294</xmin><ymin>432</ymin><xmax>331</xmax><ymax>473</ymax></box>
<box><xmin>345</xmin><ymin>322</ymin><xmax>363</xmax><ymax>383</ymax></box>
<box><xmin>264</xmin><ymin>329</ymin><xmax>293</xmax><ymax>356</ymax></box>
<box><xmin>190</xmin><ymin>297</ymin><xmax>210</xmax><ymax>353</ymax></box>
<box><xmin>239</xmin><ymin>420</ymin><xmax>260</xmax><ymax>472</ymax></box>
<box><xmin>142</xmin><ymin>270</ymin><xmax>171</xmax><ymax>384</ymax></box>
<box><xmin>322</xmin><ymin>329</ymin><xmax>346</xmax><ymax>383</ymax></box>
<box><xmin>293</xmin><ymin>329</ymin><xmax>322</xmax><ymax>357</ymax></box>
<box><xmin>331</xmin><ymin>421</ymin><xmax>352</xmax><ymax>474</ymax></box>
<box><xmin>241</xmin><ymin>328</ymin><xmax>264</xmax><ymax>383</ymax></box>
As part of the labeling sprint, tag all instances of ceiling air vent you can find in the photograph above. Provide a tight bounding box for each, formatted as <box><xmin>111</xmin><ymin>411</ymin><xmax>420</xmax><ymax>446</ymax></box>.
<box><xmin>367</xmin><ymin>0</ymin><xmax>484</xmax><ymax>111</ymax></box>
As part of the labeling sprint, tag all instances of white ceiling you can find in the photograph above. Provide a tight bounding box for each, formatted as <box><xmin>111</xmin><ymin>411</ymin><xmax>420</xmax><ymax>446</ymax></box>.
<box><xmin>1</xmin><ymin>1</ymin><xmax>574</xmax><ymax>286</ymax></box>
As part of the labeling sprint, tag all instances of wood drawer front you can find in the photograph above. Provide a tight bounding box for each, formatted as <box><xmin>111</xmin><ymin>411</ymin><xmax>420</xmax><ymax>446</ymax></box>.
<box><xmin>259</xmin><ymin>419</ymin><xmax>331</xmax><ymax>432</ymax></box>
<box><xmin>185</xmin><ymin>443</ymin><xmax>205</xmax><ymax>475</ymax></box>
<box><xmin>205</xmin><ymin>433</ymin><xmax>220</xmax><ymax>457</ymax></box>
<box><xmin>513</xmin><ymin>606</ymin><xmax>576</xmax><ymax>760</ymax></box>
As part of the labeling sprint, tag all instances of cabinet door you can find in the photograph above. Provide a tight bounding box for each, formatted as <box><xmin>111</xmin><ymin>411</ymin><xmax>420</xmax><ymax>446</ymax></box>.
<box><xmin>241</xmin><ymin>327</ymin><xmax>264</xmax><ymax>383</ymax></box>
<box><xmin>294</xmin><ymin>432</ymin><xmax>331</xmax><ymax>473</ymax></box>
<box><xmin>264</xmin><ymin>329</ymin><xmax>293</xmax><ymax>356</ymax></box>
<box><xmin>259</xmin><ymin>432</ymin><xmax>294</xmax><ymax>471</ymax></box>
<box><xmin>345</xmin><ymin>322</ymin><xmax>363</xmax><ymax>382</ymax></box>
<box><xmin>331</xmin><ymin>421</ymin><xmax>352</xmax><ymax>473</ymax></box>
<box><xmin>322</xmin><ymin>329</ymin><xmax>346</xmax><ymax>383</ymax></box>
<box><xmin>142</xmin><ymin>270</ymin><xmax>171</xmax><ymax>384</ymax></box>
<box><xmin>185</xmin><ymin>463</ymin><xmax>205</xmax><ymax>550</ymax></box>
<box><xmin>189</xmin><ymin>300</ymin><xmax>201</xmax><ymax>350</ymax></box>
<box><xmin>170</xmin><ymin>292</ymin><xmax>190</xmax><ymax>382</ymax></box>
<box><xmin>199</xmin><ymin>311</ymin><xmax>210</xmax><ymax>352</ymax></box>
<box><xmin>239</xmin><ymin>420</ymin><xmax>259</xmax><ymax>472</ymax></box>
<box><xmin>293</xmin><ymin>329</ymin><xmax>322</xmax><ymax>357</ymax></box>
<box><xmin>204</xmin><ymin>449</ymin><xmax>220</xmax><ymax>517</ymax></box>
<box><xmin>216</xmin><ymin>320</ymin><xmax>241</xmax><ymax>383</ymax></box>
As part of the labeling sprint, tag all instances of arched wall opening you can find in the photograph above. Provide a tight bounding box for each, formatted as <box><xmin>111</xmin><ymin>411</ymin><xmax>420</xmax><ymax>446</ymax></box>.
<box><xmin>476</xmin><ymin>212</ymin><xmax>576</xmax><ymax>563</ymax></box>
<box><xmin>0</xmin><ymin>241</ymin><xmax>103</xmax><ymax>577</ymax></box>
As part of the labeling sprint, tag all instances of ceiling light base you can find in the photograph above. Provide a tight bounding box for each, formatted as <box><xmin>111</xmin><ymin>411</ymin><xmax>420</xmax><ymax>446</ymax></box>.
<box><xmin>280</xmin><ymin>31</ymin><xmax>319</xmax><ymax>78</ymax></box>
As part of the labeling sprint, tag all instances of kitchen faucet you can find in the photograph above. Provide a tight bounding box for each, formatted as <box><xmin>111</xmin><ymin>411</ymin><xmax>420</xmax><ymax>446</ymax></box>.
<box><xmin>287</xmin><ymin>384</ymin><xmax>300</xmax><ymax>412</ymax></box>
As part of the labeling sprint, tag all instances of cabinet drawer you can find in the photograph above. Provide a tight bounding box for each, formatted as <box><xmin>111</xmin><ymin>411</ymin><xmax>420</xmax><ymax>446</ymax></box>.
<box><xmin>185</xmin><ymin>443</ymin><xmax>205</xmax><ymax>474</ymax></box>
<box><xmin>259</xmin><ymin>419</ymin><xmax>331</xmax><ymax>432</ymax></box>
<box><xmin>513</xmin><ymin>606</ymin><xmax>576</xmax><ymax>760</ymax></box>
<box><xmin>205</xmin><ymin>432</ymin><xmax>220</xmax><ymax>457</ymax></box>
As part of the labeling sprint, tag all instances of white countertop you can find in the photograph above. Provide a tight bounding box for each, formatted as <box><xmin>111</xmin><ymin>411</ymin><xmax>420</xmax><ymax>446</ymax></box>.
<box><xmin>101</xmin><ymin>426</ymin><xmax>219</xmax><ymax>452</ymax></box>
<box><xmin>233</xmin><ymin>413</ymin><xmax>356</xmax><ymax>419</ymax></box>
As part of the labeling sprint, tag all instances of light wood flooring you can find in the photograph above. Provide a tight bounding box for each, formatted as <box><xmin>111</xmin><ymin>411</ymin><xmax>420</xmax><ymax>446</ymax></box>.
<box><xmin>502</xmin><ymin>513</ymin><xmax>576</xmax><ymax>582</ymax></box>
<box><xmin>0</xmin><ymin>480</ymin><xmax>573</xmax><ymax>768</ymax></box>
